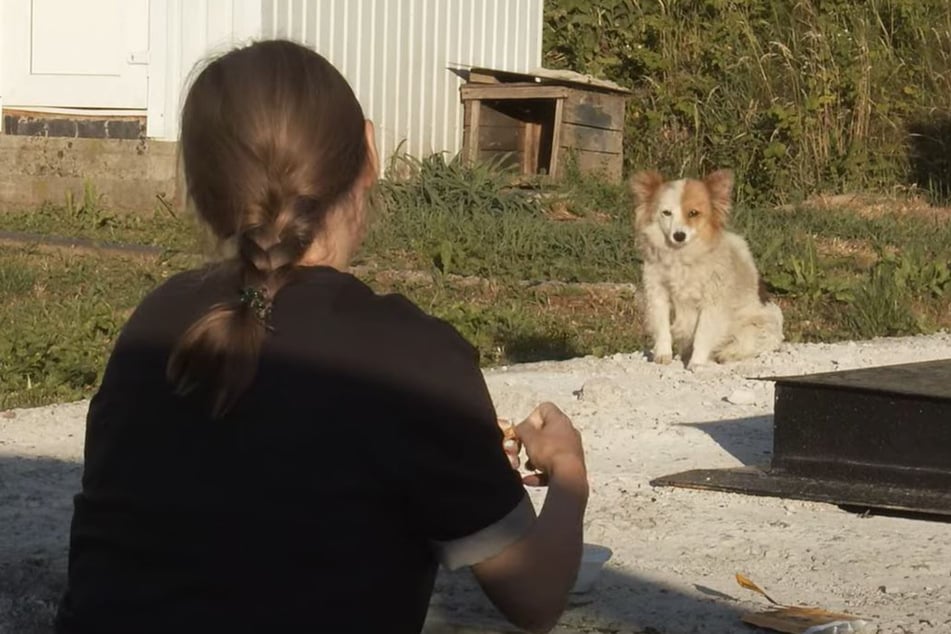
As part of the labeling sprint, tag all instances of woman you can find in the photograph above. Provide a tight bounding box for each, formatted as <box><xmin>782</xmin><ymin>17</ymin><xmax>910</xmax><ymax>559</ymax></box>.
<box><xmin>55</xmin><ymin>39</ymin><xmax>588</xmax><ymax>634</ymax></box>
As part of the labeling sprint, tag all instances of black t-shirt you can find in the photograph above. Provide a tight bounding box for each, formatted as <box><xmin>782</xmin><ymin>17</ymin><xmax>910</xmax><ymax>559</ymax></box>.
<box><xmin>55</xmin><ymin>265</ymin><xmax>532</xmax><ymax>634</ymax></box>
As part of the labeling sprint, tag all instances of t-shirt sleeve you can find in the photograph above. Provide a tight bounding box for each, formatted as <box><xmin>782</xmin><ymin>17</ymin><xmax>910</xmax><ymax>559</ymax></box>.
<box><xmin>405</xmin><ymin>389</ymin><xmax>536</xmax><ymax>571</ymax></box>
<box><xmin>382</xmin><ymin>303</ymin><xmax>535</xmax><ymax>570</ymax></box>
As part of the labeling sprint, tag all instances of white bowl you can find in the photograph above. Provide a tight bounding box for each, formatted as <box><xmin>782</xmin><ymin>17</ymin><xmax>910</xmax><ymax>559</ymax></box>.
<box><xmin>571</xmin><ymin>544</ymin><xmax>613</xmax><ymax>593</ymax></box>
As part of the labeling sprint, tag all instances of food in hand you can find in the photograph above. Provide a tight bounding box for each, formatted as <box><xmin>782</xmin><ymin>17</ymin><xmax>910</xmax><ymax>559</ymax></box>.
<box><xmin>500</xmin><ymin>419</ymin><xmax>518</xmax><ymax>443</ymax></box>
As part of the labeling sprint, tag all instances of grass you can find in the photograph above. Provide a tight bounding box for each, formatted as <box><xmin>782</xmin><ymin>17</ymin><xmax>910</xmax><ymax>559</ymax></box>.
<box><xmin>731</xmin><ymin>202</ymin><xmax>951</xmax><ymax>341</ymax></box>
<box><xmin>0</xmin><ymin>156</ymin><xmax>949</xmax><ymax>409</ymax></box>
<box><xmin>0</xmin><ymin>182</ymin><xmax>197</xmax><ymax>253</ymax></box>
<box><xmin>0</xmin><ymin>245</ymin><xmax>196</xmax><ymax>408</ymax></box>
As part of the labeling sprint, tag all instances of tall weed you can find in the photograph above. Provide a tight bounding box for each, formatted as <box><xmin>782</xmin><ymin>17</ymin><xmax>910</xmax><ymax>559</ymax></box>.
<box><xmin>545</xmin><ymin>0</ymin><xmax>951</xmax><ymax>203</ymax></box>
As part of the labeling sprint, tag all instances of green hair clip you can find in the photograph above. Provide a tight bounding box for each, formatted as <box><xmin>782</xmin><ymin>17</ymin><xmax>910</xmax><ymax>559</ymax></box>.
<box><xmin>239</xmin><ymin>286</ymin><xmax>272</xmax><ymax>324</ymax></box>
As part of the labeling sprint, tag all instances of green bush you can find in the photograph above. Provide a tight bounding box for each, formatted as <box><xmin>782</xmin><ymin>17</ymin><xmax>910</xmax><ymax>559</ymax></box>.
<box><xmin>544</xmin><ymin>0</ymin><xmax>951</xmax><ymax>204</ymax></box>
<box><xmin>366</xmin><ymin>152</ymin><xmax>642</xmax><ymax>283</ymax></box>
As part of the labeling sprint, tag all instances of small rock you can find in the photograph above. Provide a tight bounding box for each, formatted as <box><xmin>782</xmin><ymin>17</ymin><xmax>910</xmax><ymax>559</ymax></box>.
<box><xmin>576</xmin><ymin>377</ymin><xmax>626</xmax><ymax>404</ymax></box>
<box><xmin>724</xmin><ymin>388</ymin><xmax>757</xmax><ymax>405</ymax></box>
<box><xmin>2</xmin><ymin>410</ymin><xmax>15</xmax><ymax>419</ymax></box>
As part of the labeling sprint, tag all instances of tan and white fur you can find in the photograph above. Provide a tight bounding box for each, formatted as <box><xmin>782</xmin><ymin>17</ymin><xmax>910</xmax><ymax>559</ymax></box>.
<box><xmin>631</xmin><ymin>169</ymin><xmax>783</xmax><ymax>370</ymax></box>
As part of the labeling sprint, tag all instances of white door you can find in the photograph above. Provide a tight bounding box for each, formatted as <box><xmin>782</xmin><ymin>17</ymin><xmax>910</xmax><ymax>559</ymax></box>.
<box><xmin>1</xmin><ymin>0</ymin><xmax>149</xmax><ymax>109</ymax></box>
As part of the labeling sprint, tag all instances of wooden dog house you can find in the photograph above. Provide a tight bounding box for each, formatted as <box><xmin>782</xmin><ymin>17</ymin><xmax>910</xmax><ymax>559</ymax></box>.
<box><xmin>460</xmin><ymin>67</ymin><xmax>631</xmax><ymax>182</ymax></box>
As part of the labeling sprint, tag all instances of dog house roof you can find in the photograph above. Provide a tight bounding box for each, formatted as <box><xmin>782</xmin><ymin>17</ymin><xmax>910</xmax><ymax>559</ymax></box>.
<box><xmin>466</xmin><ymin>66</ymin><xmax>633</xmax><ymax>95</ymax></box>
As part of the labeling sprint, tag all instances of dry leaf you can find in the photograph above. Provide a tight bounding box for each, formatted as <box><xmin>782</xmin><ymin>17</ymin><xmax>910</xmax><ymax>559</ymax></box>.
<box><xmin>742</xmin><ymin>606</ymin><xmax>868</xmax><ymax>634</ymax></box>
<box><xmin>736</xmin><ymin>574</ymin><xmax>869</xmax><ymax>633</ymax></box>
<box><xmin>736</xmin><ymin>573</ymin><xmax>780</xmax><ymax>605</ymax></box>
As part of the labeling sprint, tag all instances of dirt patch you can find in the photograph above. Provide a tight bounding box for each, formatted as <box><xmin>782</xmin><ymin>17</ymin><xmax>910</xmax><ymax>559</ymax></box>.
<box><xmin>792</xmin><ymin>192</ymin><xmax>951</xmax><ymax>222</ymax></box>
<box><xmin>545</xmin><ymin>199</ymin><xmax>615</xmax><ymax>224</ymax></box>
<box><xmin>0</xmin><ymin>230</ymin><xmax>164</xmax><ymax>261</ymax></box>
<box><xmin>354</xmin><ymin>264</ymin><xmax>638</xmax><ymax>296</ymax></box>
<box><xmin>810</xmin><ymin>235</ymin><xmax>902</xmax><ymax>268</ymax></box>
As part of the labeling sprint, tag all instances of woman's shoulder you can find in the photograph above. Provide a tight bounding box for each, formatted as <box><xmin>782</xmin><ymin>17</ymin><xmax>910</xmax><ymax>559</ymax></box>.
<box><xmin>277</xmin><ymin>270</ymin><xmax>484</xmax><ymax>398</ymax></box>
<box><xmin>298</xmin><ymin>271</ymin><xmax>476</xmax><ymax>366</ymax></box>
<box><xmin>290</xmin><ymin>266</ymin><xmax>469</xmax><ymax>348</ymax></box>
<box><xmin>343</xmin><ymin>282</ymin><xmax>477</xmax><ymax>361</ymax></box>
<box><xmin>123</xmin><ymin>264</ymin><xmax>235</xmax><ymax>334</ymax></box>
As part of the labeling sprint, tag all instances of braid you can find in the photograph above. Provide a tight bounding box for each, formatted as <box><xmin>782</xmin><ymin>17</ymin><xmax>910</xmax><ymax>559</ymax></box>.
<box><xmin>167</xmin><ymin>40</ymin><xmax>369</xmax><ymax>418</ymax></box>
<box><xmin>235</xmin><ymin>188</ymin><xmax>322</xmax><ymax>318</ymax></box>
<box><xmin>167</xmin><ymin>189</ymin><xmax>322</xmax><ymax>417</ymax></box>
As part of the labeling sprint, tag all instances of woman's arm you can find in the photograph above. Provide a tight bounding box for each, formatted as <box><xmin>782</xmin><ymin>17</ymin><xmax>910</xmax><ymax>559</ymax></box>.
<box><xmin>472</xmin><ymin>404</ymin><xmax>589</xmax><ymax>634</ymax></box>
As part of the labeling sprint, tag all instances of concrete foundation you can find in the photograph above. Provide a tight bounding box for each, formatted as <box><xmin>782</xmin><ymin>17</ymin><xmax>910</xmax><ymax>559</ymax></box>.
<box><xmin>0</xmin><ymin>134</ymin><xmax>181</xmax><ymax>214</ymax></box>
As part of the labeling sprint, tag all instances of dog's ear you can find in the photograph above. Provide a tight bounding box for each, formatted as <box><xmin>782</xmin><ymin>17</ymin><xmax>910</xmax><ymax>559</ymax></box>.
<box><xmin>704</xmin><ymin>169</ymin><xmax>734</xmax><ymax>221</ymax></box>
<box><xmin>630</xmin><ymin>170</ymin><xmax>665</xmax><ymax>203</ymax></box>
<box><xmin>630</xmin><ymin>170</ymin><xmax>665</xmax><ymax>229</ymax></box>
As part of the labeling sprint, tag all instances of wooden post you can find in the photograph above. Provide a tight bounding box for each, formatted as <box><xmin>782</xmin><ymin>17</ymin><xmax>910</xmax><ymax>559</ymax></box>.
<box><xmin>548</xmin><ymin>97</ymin><xmax>565</xmax><ymax>179</ymax></box>
<box><xmin>522</xmin><ymin>121</ymin><xmax>540</xmax><ymax>175</ymax></box>
<box><xmin>467</xmin><ymin>100</ymin><xmax>481</xmax><ymax>165</ymax></box>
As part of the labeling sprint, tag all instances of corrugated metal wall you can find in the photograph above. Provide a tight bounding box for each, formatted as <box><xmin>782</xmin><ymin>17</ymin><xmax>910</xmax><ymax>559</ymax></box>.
<box><xmin>147</xmin><ymin>0</ymin><xmax>261</xmax><ymax>140</ymax></box>
<box><xmin>259</xmin><ymin>0</ymin><xmax>544</xmax><ymax>165</ymax></box>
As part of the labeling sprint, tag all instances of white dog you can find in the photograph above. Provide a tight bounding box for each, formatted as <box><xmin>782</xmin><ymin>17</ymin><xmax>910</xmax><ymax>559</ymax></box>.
<box><xmin>630</xmin><ymin>168</ymin><xmax>784</xmax><ymax>370</ymax></box>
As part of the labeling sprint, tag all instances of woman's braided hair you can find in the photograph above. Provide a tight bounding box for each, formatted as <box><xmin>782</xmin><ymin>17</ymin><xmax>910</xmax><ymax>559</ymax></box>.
<box><xmin>167</xmin><ymin>40</ymin><xmax>368</xmax><ymax>417</ymax></box>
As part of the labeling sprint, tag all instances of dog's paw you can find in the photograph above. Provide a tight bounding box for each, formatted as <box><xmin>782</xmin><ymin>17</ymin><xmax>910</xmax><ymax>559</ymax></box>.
<box><xmin>686</xmin><ymin>359</ymin><xmax>713</xmax><ymax>373</ymax></box>
<box><xmin>652</xmin><ymin>352</ymin><xmax>673</xmax><ymax>365</ymax></box>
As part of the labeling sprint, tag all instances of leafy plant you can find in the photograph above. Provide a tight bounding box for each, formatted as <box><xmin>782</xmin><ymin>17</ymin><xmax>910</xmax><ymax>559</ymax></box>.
<box><xmin>847</xmin><ymin>258</ymin><xmax>926</xmax><ymax>338</ymax></box>
<box><xmin>544</xmin><ymin>0</ymin><xmax>951</xmax><ymax>204</ymax></box>
<box><xmin>378</xmin><ymin>151</ymin><xmax>541</xmax><ymax>218</ymax></box>
<box><xmin>765</xmin><ymin>237</ymin><xmax>855</xmax><ymax>302</ymax></box>
<box><xmin>64</xmin><ymin>180</ymin><xmax>116</xmax><ymax>229</ymax></box>
<box><xmin>364</xmin><ymin>151</ymin><xmax>642</xmax><ymax>283</ymax></box>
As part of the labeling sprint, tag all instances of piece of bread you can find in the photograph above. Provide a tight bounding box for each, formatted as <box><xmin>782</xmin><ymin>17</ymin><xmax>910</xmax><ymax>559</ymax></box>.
<box><xmin>499</xmin><ymin>419</ymin><xmax>517</xmax><ymax>442</ymax></box>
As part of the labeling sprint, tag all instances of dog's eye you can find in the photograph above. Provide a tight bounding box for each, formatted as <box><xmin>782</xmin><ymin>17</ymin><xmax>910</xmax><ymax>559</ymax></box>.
<box><xmin>661</xmin><ymin>210</ymin><xmax>672</xmax><ymax>217</ymax></box>
<box><xmin>688</xmin><ymin>209</ymin><xmax>700</xmax><ymax>218</ymax></box>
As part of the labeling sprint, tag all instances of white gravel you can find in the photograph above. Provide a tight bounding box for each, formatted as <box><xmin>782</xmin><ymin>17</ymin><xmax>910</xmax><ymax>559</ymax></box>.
<box><xmin>3</xmin><ymin>333</ymin><xmax>951</xmax><ymax>634</ymax></box>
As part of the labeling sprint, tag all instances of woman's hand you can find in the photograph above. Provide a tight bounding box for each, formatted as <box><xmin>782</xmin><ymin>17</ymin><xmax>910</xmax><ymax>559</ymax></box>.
<box><xmin>499</xmin><ymin>403</ymin><xmax>585</xmax><ymax>487</ymax></box>
<box><xmin>515</xmin><ymin>402</ymin><xmax>585</xmax><ymax>487</ymax></box>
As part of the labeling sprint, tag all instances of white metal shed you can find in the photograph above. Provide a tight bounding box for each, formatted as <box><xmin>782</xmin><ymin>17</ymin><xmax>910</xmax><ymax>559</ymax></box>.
<box><xmin>0</xmin><ymin>0</ymin><xmax>544</xmax><ymax>164</ymax></box>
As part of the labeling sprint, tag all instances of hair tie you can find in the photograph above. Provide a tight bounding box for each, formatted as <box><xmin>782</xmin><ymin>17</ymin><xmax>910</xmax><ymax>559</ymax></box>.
<box><xmin>239</xmin><ymin>286</ymin><xmax>273</xmax><ymax>324</ymax></box>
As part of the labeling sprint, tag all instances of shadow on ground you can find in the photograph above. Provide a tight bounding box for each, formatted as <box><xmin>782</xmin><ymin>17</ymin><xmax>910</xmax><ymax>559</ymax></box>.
<box><xmin>1</xmin><ymin>454</ymin><xmax>750</xmax><ymax>634</ymax></box>
<box><xmin>501</xmin><ymin>331</ymin><xmax>581</xmax><ymax>365</ymax></box>
<box><xmin>426</xmin><ymin>565</ymin><xmax>749</xmax><ymax>633</ymax></box>
<box><xmin>0</xmin><ymin>455</ymin><xmax>80</xmax><ymax>634</ymax></box>
<box><xmin>677</xmin><ymin>415</ymin><xmax>775</xmax><ymax>467</ymax></box>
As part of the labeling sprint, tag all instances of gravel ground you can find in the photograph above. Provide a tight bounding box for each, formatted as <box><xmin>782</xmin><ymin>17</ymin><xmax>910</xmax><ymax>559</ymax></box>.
<box><xmin>3</xmin><ymin>333</ymin><xmax>951</xmax><ymax>633</ymax></box>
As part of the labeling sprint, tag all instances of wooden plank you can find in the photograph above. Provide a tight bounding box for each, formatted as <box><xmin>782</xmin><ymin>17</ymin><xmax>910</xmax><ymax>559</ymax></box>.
<box><xmin>466</xmin><ymin>100</ymin><xmax>481</xmax><ymax>164</ymax></box>
<box><xmin>467</xmin><ymin>66</ymin><xmax>632</xmax><ymax>94</ymax></box>
<box><xmin>461</xmin><ymin>83</ymin><xmax>569</xmax><ymax>101</ymax></box>
<box><xmin>467</xmin><ymin>66</ymin><xmax>535</xmax><ymax>84</ymax></box>
<box><xmin>560</xmin><ymin>123</ymin><xmax>623</xmax><ymax>154</ymax></box>
<box><xmin>468</xmin><ymin>69</ymin><xmax>501</xmax><ymax>84</ymax></box>
<box><xmin>461</xmin><ymin>102</ymin><xmax>470</xmax><ymax>160</ymax></box>
<box><xmin>563</xmin><ymin>89</ymin><xmax>626</xmax><ymax>131</ymax></box>
<box><xmin>522</xmin><ymin>121</ymin><xmax>541</xmax><ymax>174</ymax></box>
<box><xmin>548</xmin><ymin>98</ymin><xmax>565</xmax><ymax>178</ymax></box>
<box><xmin>559</xmin><ymin>149</ymin><xmax>623</xmax><ymax>182</ymax></box>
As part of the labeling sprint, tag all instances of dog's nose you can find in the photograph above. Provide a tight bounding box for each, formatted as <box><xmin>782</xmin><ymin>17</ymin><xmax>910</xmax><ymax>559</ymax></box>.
<box><xmin>673</xmin><ymin>231</ymin><xmax>686</xmax><ymax>243</ymax></box>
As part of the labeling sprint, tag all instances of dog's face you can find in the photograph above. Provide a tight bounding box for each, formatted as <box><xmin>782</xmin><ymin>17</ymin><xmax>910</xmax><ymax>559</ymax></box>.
<box><xmin>630</xmin><ymin>169</ymin><xmax>734</xmax><ymax>249</ymax></box>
